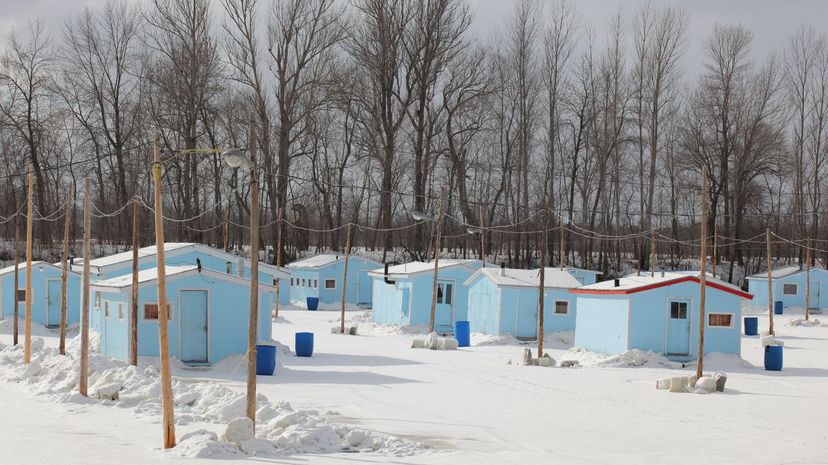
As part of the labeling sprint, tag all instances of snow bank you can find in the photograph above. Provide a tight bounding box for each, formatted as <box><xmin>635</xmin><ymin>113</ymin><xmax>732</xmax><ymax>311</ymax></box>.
<box><xmin>0</xmin><ymin>334</ymin><xmax>428</xmax><ymax>459</ymax></box>
<box><xmin>347</xmin><ymin>310</ymin><xmax>429</xmax><ymax>336</ymax></box>
<box><xmin>563</xmin><ymin>348</ymin><xmax>681</xmax><ymax>368</ymax></box>
<box><xmin>471</xmin><ymin>331</ymin><xmax>574</xmax><ymax>348</ymax></box>
<box><xmin>291</xmin><ymin>300</ymin><xmax>363</xmax><ymax>312</ymax></box>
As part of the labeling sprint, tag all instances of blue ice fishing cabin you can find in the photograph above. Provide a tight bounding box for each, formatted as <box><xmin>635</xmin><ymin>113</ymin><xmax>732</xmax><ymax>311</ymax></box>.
<box><xmin>746</xmin><ymin>265</ymin><xmax>828</xmax><ymax>311</ymax></box>
<box><xmin>572</xmin><ymin>271</ymin><xmax>753</xmax><ymax>360</ymax></box>
<box><xmin>89</xmin><ymin>265</ymin><xmax>275</xmax><ymax>364</ymax></box>
<box><xmin>370</xmin><ymin>259</ymin><xmax>483</xmax><ymax>332</ymax></box>
<box><xmin>286</xmin><ymin>254</ymin><xmax>382</xmax><ymax>307</ymax></box>
<box><xmin>465</xmin><ymin>266</ymin><xmax>582</xmax><ymax>338</ymax></box>
<box><xmin>0</xmin><ymin>261</ymin><xmax>81</xmax><ymax>327</ymax></box>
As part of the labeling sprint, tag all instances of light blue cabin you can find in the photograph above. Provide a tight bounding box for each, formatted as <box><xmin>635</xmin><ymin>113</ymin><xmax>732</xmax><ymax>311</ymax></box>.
<box><xmin>746</xmin><ymin>266</ymin><xmax>828</xmax><ymax>311</ymax></box>
<box><xmin>0</xmin><ymin>261</ymin><xmax>81</xmax><ymax>328</ymax></box>
<box><xmin>89</xmin><ymin>265</ymin><xmax>275</xmax><ymax>364</ymax></box>
<box><xmin>73</xmin><ymin>242</ymin><xmax>291</xmax><ymax>307</ymax></box>
<box><xmin>563</xmin><ymin>267</ymin><xmax>601</xmax><ymax>285</ymax></box>
<box><xmin>286</xmin><ymin>254</ymin><xmax>382</xmax><ymax>306</ymax></box>
<box><xmin>572</xmin><ymin>272</ymin><xmax>753</xmax><ymax>360</ymax></box>
<box><xmin>465</xmin><ymin>267</ymin><xmax>581</xmax><ymax>338</ymax></box>
<box><xmin>370</xmin><ymin>260</ymin><xmax>483</xmax><ymax>332</ymax></box>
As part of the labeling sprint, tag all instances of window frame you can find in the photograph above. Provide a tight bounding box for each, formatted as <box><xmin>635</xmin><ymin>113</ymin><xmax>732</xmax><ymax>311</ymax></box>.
<box><xmin>669</xmin><ymin>300</ymin><xmax>689</xmax><ymax>320</ymax></box>
<box><xmin>16</xmin><ymin>289</ymin><xmax>26</xmax><ymax>303</ymax></box>
<box><xmin>782</xmin><ymin>283</ymin><xmax>798</xmax><ymax>296</ymax></box>
<box><xmin>117</xmin><ymin>302</ymin><xmax>125</xmax><ymax>320</ymax></box>
<box><xmin>707</xmin><ymin>312</ymin><xmax>734</xmax><ymax>328</ymax></box>
<box><xmin>324</xmin><ymin>278</ymin><xmax>336</xmax><ymax>289</ymax></box>
<box><xmin>104</xmin><ymin>301</ymin><xmax>111</xmax><ymax>318</ymax></box>
<box><xmin>142</xmin><ymin>302</ymin><xmax>173</xmax><ymax>322</ymax></box>
<box><xmin>554</xmin><ymin>300</ymin><xmax>569</xmax><ymax>315</ymax></box>
<box><xmin>94</xmin><ymin>291</ymin><xmax>101</xmax><ymax>309</ymax></box>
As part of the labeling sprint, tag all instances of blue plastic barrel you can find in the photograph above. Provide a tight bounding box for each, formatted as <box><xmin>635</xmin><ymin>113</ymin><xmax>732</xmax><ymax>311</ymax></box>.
<box><xmin>256</xmin><ymin>344</ymin><xmax>277</xmax><ymax>375</ymax></box>
<box><xmin>306</xmin><ymin>297</ymin><xmax>320</xmax><ymax>311</ymax></box>
<box><xmin>774</xmin><ymin>301</ymin><xmax>783</xmax><ymax>315</ymax></box>
<box><xmin>744</xmin><ymin>316</ymin><xmax>759</xmax><ymax>336</ymax></box>
<box><xmin>295</xmin><ymin>332</ymin><xmax>314</xmax><ymax>357</ymax></box>
<box><xmin>454</xmin><ymin>320</ymin><xmax>470</xmax><ymax>347</ymax></box>
<box><xmin>764</xmin><ymin>345</ymin><xmax>783</xmax><ymax>371</ymax></box>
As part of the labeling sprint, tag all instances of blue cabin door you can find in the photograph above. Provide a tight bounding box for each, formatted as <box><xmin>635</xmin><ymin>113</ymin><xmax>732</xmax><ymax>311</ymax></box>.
<box><xmin>180</xmin><ymin>290</ymin><xmax>208</xmax><ymax>363</ymax></box>
<box><xmin>809</xmin><ymin>281</ymin><xmax>820</xmax><ymax>309</ymax></box>
<box><xmin>46</xmin><ymin>279</ymin><xmax>62</xmax><ymax>327</ymax></box>
<box><xmin>516</xmin><ymin>296</ymin><xmax>537</xmax><ymax>339</ymax></box>
<box><xmin>434</xmin><ymin>281</ymin><xmax>454</xmax><ymax>332</ymax></box>
<box><xmin>667</xmin><ymin>300</ymin><xmax>690</xmax><ymax>356</ymax></box>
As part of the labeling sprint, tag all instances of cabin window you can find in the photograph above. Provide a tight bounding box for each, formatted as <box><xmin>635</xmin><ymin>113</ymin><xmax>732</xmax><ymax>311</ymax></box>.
<box><xmin>273</xmin><ymin>278</ymin><xmax>279</xmax><ymax>286</ymax></box>
<box><xmin>290</xmin><ymin>278</ymin><xmax>294</xmax><ymax>286</ymax></box>
<box><xmin>783</xmin><ymin>283</ymin><xmax>797</xmax><ymax>295</ymax></box>
<box><xmin>301</xmin><ymin>278</ymin><xmax>306</xmax><ymax>287</ymax></box>
<box><xmin>670</xmin><ymin>301</ymin><xmax>688</xmax><ymax>319</ymax></box>
<box><xmin>708</xmin><ymin>313</ymin><xmax>733</xmax><ymax>328</ymax></box>
<box><xmin>144</xmin><ymin>302</ymin><xmax>172</xmax><ymax>320</ymax></box>
<box><xmin>16</xmin><ymin>289</ymin><xmax>26</xmax><ymax>302</ymax></box>
<box><xmin>554</xmin><ymin>301</ymin><xmax>569</xmax><ymax>315</ymax></box>
<box><xmin>313</xmin><ymin>279</ymin><xmax>318</xmax><ymax>288</ymax></box>
<box><xmin>325</xmin><ymin>279</ymin><xmax>336</xmax><ymax>289</ymax></box>
<box><xmin>104</xmin><ymin>301</ymin><xmax>110</xmax><ymax>318</ymax></box>
<box><xmin>436</xmin><ymin>283</ymin><xmax>453</xmax><ymax>305</ymax></box>
<box><xmin>94</xmin><ymin>291</ymin><xmax>101</xmax><ymax>308</ymax></box>
<box><xmin>117</xmin><ymin>303</ymin><xmax>125</xmax><ymax>320</ymax></box>
<box><xmin>226</xmin><ymin>262</ymin><xmax>233</xmax><ymax>274</ymax></box>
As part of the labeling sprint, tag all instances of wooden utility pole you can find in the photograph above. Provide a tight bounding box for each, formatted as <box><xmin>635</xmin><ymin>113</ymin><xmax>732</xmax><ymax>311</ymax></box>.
<box><xmin>559</xmin><ymin>208</ymin><xmax>566</xmax><ymax>270</ymax></box>
<box><xmin>478</xmin><ymin>205</ymin><xmax>486</xmax><ymax>266</ymax></box>
<box><xmin>59</xmin><ymin>190</ymin><xmax>73</xmax><ymax>355</ymax></box>
<box><xmin>13</xmin><ymin>211</ymin><xmax>19</xmax><ymax>346</ymax></box>
<box><xmin>23</xmin><ymin>165</ymin><xmax>34</xmax><ymax>364</ymax></box>
<box><xmin>636</xmin><ymin>236</ymin><xmax>642</xmax><ymax>276</ymax></box>
<box><xmin>712</xmin><ymin>223</ymin><xmax>718</xmax><ymax>279</ymax></box>
<box><xmin>428</xmin><ymin>187</ymin><xmax>447</xmax><ymax>333</ymax></box>
<box><xmin>806</xmin><ymin>237</ymin><xmax>811</xmax><ymax>321</ymax></box>
<box><xmin>696</xmin><ymin>167</ymin><xmax>708</xmax><ymax>379</ymax></box>
<box><xmin>80</xmin><ymin>178</ymin><xmax>91</xmax><ymax>397</ymax></box>
<box><xmin>152</xmin><ymin>135</ymin><xmax>176</xmax><ymax>448</ymax></box>
<box><xmin>223</xmin><ymin>207</ymin><xmax>230</xmax><ymax>252</ymax></box>
<box><xmin>246</xmin><ymin>117</ymin><xmax>260</xmax><ymax>426</ymax></box>
<box><xmin>650</xmin><ymin>228</ymin><xmax>656</xmax><ymax>277</ymax></box>
<box><xmin>339</xmin><ymin>223</ymin><xmax>353</xmax><ymax>334</ymax></box>
<box><xmin>130</xmin><ymin>196</ymin><xmax>140</xmax><ymax>366</ymax></box>
<box><xmin>766</xmin><ymin>228</ymin><xmax>774</xmax><ymax>336</ymax></box>
<box><xmin>537</xmin><ymin>203</ymin><xmax>548</xmax><ymax>358</ymax></box>
<box><xmin>274</xmin><ymin>207</ymin><xmax>283</xmax><ymax>320</ymax></box>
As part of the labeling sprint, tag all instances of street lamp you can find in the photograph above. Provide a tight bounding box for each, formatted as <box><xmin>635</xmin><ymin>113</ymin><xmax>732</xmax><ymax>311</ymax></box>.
<box><xmin>411</xmin><ymin>211</ymin><xmax>434</xmax><ymax>222</ymax></box>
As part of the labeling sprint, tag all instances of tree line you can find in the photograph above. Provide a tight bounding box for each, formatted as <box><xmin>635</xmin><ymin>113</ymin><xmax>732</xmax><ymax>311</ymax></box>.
<box><xmin>0</xmin><ymin>0</ymin><xmax>825</xmax><ymax>286</ymax></box>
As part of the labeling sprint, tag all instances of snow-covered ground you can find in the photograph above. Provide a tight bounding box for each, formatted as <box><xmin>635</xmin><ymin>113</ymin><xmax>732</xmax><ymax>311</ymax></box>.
<box><xmin>1</xmin><ymin>305</ymin><xmax>827</xmax><ymax>465</ymax></box>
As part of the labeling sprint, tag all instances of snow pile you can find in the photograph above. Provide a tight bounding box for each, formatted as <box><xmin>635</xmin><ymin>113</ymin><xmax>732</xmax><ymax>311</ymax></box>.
<box><xmin>292</xmin><ymin>300</ymin><xmax>363</xmax><ymax>312</ymax></box>
<box><xmin>788</xmin><ymin>318</ymin><xmax>825</xmax><ymax>327</ymax></box>
<box><xmin>702</xmin><ymin>352</ymin><xmax>755</xmax><ymax>370</ymax></box>
<box><xmin>472</xmin><ymin>331</ymin><xmax>574</xmax><ymax>348</ymax></box>
<box><xmin>0</xmin><ymin>334</ymin><xmax>428</xmax><ymax>459</ymax></box>
<box><xmin>348</xmin><ymin>311</ymin><xmax>429</xmax><ymax>336</ymax></box>
<box><xmin>563</xmin><ymin>347</ymin><xmax>681</xmax><ymax>368</ymax></box>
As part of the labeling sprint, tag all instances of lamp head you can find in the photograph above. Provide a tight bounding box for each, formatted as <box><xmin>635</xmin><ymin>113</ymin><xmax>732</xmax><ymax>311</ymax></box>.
<box><xmin>411</xmin><ymin>211</ymin><xmax>434</xmax><ymax>222</ymax></box>
<box><xmin>220</xmin><ymin>148</ymin><xmax>252</xmax><ymax>170</ymax></box>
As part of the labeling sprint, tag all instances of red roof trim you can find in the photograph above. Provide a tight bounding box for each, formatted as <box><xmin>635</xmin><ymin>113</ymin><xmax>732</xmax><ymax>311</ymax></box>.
<box><xmin>569</xmin><ymin>275</ymin><xmax>753</xmax><ymax>300</ymax></box>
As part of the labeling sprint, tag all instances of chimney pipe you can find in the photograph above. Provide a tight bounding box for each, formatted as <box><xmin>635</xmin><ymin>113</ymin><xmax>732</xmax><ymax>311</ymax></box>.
<box><xmin>383</xmin><ymin>262</ymin><xmax>397</xmax><ymax>285</ymax></box>
<box><xmin>614</xmin><ymin>278</ymin><xmax>620</xmax><ymax>287</ymax></box>
<box><xmin>661</xmin><ymin>267</ymin><xmax>665</xmax><ymax>278</ymax></box>
<box><xmin>500</xmin><ymin>262</ymin><xmax>506</xmax><ymax>277</ymax></box>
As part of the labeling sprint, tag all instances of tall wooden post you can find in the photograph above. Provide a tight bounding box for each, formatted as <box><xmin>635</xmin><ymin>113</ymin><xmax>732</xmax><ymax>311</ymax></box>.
<box><xmin>80</xmin><ymin>178</ymin><xmax>91</xmax><ymax>397</ymax></box>
<box><xmin>223</xmin><ymin>207</ymin><xmax>230</xmax><ymax>252</ymax></box>
<box><xmin>13</xmin><ymin>211</ymin><xmax>19</xmax><ymax>346</ymax></box>
<box><xmin>766</xmin><ymin>228</ymin><xmax>774</xmax><ymax>336</ymax></box>
<box><xmin>712</xmin><ymin>223</ymin><xmax>718</xmax><ymax>279</ymax></box>
<box><xmin>23</xmin><ymin>165</ymin><xmax>34</xmax><ymax>364</ymax></box>
<box><xmin>130</xmin><ymin>196</ymin><xmax>140</xmax><ymax>366</ymax></box>
<box><xmin>537</xmin><ymin>203</ymin><xmax>548</xmax><ymax>358</ymax></box>
<box><xmin>696</xmin><ymin>167</ymin><xmax>708</xmax><ymax>379</ymax></box>
<box><xmin>274</xmin><ymin>207</ymin><xmax>283</xmax><ymax>320</ymax></box>
<box><xmin>152</xmin><ymin>135</ymin><xmax>176</xmax><ymax>448</ymax></box>
<box><xmin>805</xmin><ymin>238</ymin><xmax>811</xmax><ymax>321</ymax></box>
<box><xmin>559</xmin><ymin>208</ymin><xmax>566</xmax><ymax>270</ymax></box>
<box><xmin>246</xmin><ymin>117</ymin><xmax>260</xmax><ymax>426</ymax></box>
<box><xmin>478</xmin><ymin>205</ymin><xmax>486</xmax><ymax>266</ymax></box>
<box><xmin>59</xmin><ymin>190</ymin><xmax>73</xmax><ymax>355</ymax></box>
<box><xmin>650</xmin><ymin>228</ymin><xmax>656</xmax><ymax>277</ymax></box>
<box><xmin>428</xmin><ymin>188</ymin><xmax>447</xmax><ymax>333</ymax></box>
<box><xmin>339</xmin><ymin>223</ymin><xmax>353</xmax><ymax>334</ymax></box>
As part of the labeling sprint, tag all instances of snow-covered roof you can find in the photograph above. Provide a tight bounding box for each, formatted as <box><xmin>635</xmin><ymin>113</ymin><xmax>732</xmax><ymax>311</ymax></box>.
<box><xmin>369</xmin><ymin>259</ymin><xmax>481</xmax><ymax>278</ymax></box>
<box><xmin>464</xmin><ymin>267</ymin><xmax>583</xmax><ymax>289</ymax></box>
<box><xmin>571</xmin><ymin>271</ymin><xmax>752</xmax><ymax>299</ymax></box>
<box><xmin>91</xmin><ymin>265</ymin><xmax>277</xmax><ymax>292</ymax></box>
<box><xmin>72</xmin><ymin>243</ymin><xmax>289</xmax><ymax>278</ymax></box>
<box><xmin>562</xmin><ymin>266</ymin><xmax>602</xmax><ymax>275</ymax></box>
<box><xmin>0</xmin><ymin>261</ymin><xmax>79</xmax><ymax>277</ymax></box>
<box><xmin>286</xmin><ymin>253</ymin><xmax>381</xmax><ymax>270</ymax></box>
<box><xmin>745</xmin><ymin>266</ymin><xmax>821</xmax><ymax>280</ymax></box>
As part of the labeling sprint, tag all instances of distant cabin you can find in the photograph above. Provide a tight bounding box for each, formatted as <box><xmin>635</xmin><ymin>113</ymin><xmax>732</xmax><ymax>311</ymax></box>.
<box><xmin>90</xmin><ymin>265</ymin><xmax>275</xmax><ymax>364</ymax></box>
<box><xmin>286</xmin><ymin>254</ymin><xmax>382</xmax><ymax>306</ymax></box>
<box><xmin>72</xmin><ymin>242</ymin><xmax>291</xmax><ymax>306</ymax></box>
<box><xmin>370</xmin><ymin>259</ymin><xmax>483</xmax><ymax>332</ymax></box>
<box><xmin>572</xmin><ymin>272</ymin><xmax>753</xmax><ymax>360</ymax></box>
<box><xmin>563</xmin><ymin>267</ymin><xmax>601</xmax><ymax>285</ymax></box>
<box><xmin>465</xmin><ymin>267</ymin><xmax>582</xmax><ymax>338</ymax></box>
<box><xmin>746</xmin><ymin>266</ymin><xmax>828</xmax><ymax>311</ymax></box>
<box><xmin>0</xmin><ymin>261</ymin><xmax>81</xmax><ymax>328</ymax></box>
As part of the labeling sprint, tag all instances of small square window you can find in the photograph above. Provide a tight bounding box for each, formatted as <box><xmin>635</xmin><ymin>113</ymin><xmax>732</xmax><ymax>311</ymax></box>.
<box><xmin>94</xmin><ymin>291</ymin><xmax>101</xmax><ymax>308</ymax></box>
<box><xmin>554</xmin><ymin>301</ymin><xmax>569</xmax><ymax>315</ymax></box>
<box><xmin>16</xmin><ymin>289</ymin><xmax>26</xmax><ymax>302</ymax></box>
<box><xmin>226</xmin><ymin>262</ymin><xmax>233</xmax><ymax>274</ymax></box>
<box><xmin>670</xmin><ymin>301</ymin><xmax>688</xmax><ymax>319</ymax></box>
<box><xmin>143</xmin><ymin>303</ymin><xmax>172</xmax><ymax>320</ymax></box>
<box><xmin>325</xmin><ymin>279</ymin><xmax>336</xmax><ymax>289</ymax></box>
<box><xmin>708</xmin><ymin>313</ymin><xmax>733</xmax><ymax>327</ymax></box>
<box><xmin>783</xmin><ymin>283</ymin><xmax>797</xmax><ymax>295</ymax></box>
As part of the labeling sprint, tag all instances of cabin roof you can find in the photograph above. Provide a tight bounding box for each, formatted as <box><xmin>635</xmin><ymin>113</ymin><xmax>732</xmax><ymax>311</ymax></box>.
<box><xmin>72</xmin><ymin>243</ymin><xmax>289</xmax><ymax>278</ymax></box>
<box><xmin>90</xmin><ymin>265</ymin><xmax>277</xmax><ymax>292</ymax></box>
<box><xmin>570</xmin><ymin>271</ymin><xmax>753</xmax><ymax>299</ymax></box>
<box><xmin>464</xmin><ymin>267</ymin><xmax>582</xmax><ymax>289</ymax></box>
<box><xmin>745</xmin><ymin>265</ymin><xmax>825</xmax><ymax>280</ymax></box>
<box><xmin>0</xmin><ymin>261</ymin><xmax>80</xmax><ymax>277</ymax></box>
<box><xmin>286</xmin><ymin>253</ymin><xmax>382</xmax><ymax>270</ymax></box>
<box><xmin>369</xmin><ymin>259</ymin><xmax>481</xmax><ymax>278</ymax></box>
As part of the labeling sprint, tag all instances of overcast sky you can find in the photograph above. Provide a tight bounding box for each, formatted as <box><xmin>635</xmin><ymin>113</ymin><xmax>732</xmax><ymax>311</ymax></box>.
<box><xmin>2</xmin><ymin>0</ymin><xmax>827</xmax><ymax>79</ymax></box>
